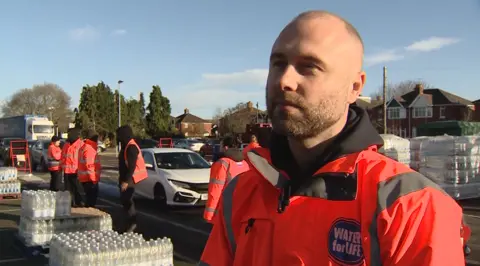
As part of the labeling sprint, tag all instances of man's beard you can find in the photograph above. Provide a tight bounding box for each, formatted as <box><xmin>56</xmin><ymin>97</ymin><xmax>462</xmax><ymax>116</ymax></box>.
<box><xmin>267</xmin><ymin>92</ymin><xmax>347</xmax><ymax>139</ymax></box>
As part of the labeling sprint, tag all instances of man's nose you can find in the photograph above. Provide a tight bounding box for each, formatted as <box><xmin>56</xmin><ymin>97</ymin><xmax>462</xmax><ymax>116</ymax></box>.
<box><xmin>278</xmin><ymin>65</ymin><xmax>299</xmax><ymax>92</ymax></box>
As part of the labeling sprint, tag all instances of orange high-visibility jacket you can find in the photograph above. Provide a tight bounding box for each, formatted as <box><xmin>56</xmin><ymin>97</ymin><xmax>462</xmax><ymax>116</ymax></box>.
<box><xmin>61</xmin><ymin>139</ymin><xmax>84</xmax><ymax>174</ymax></box>
<box><xmin>124</xmin><ymin>139</ymin><xmax>148</xmax><ymax>184</ymax></box>
<box><xmin>199</xmin><ymin>106</ymin><xmax>465</xmax><ymax>266</ymax></box>
<box><xmin>204</xmin><ymin>155</ymin><xmax>249</xmax><ymax>222</ymax></box>
<box><xmin>242</xmin><ymin>142</ymin><xmax>260</xmax><ymax>158</ymax></box>
<box><xmin>77</xmin><ymin>139</ymin><xmax>101</xmax><ymax>183</ymax></box>
<box><xmin>47</xmin><ymin>143</ymin><xmax>62</xmax><ymax>171</ymax></box>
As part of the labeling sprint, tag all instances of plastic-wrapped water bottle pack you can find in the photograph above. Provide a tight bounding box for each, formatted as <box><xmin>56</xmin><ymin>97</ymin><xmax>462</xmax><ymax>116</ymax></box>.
<box><xmin>19</xmin><ymin>214</ymin><xmax>113</xmax><ymax>246</ymax></box>
<box><xmin>49</xmin><ymin>231</ymin><xmax>174</xmax><ymax>266</ymax></box>
<box><xmin>0</xmin><ymin>181</ymin><xmax>21</xmax><ymax>195</ymax></box>
<box><xmin>21</xmin><ymin>190</ymin><xmax>71</xmax><ymax>219</ymax></box>
<box><xmin>0</xmin><ymin>167</ymin><xmax>18</xmax><ymax>181</ymax></box>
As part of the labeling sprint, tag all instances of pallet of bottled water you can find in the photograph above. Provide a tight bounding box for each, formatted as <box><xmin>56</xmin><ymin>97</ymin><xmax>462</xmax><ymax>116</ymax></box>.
<box><xmin>0</xmin><ymin>167</ymin><xmax>21</xmax><ymax>199</ymax></box>
<box><xmin>18</xmin><ymin>212</ymin><xmax>113</xmax><ymax>246</ymax></box>
<box><xmin>0</xmin><ymin>167</ymin><xmax>18</xmax><ymax>181</ymax></box>
<box><xmin>21</xmin><ymin>190</ymin><xmax>71</xmax><ymax>219</ymax></box>
<box><xmin>49</xmin><ymin>231</ymin><xmax>174</xmax><ymax>266</ymax></box>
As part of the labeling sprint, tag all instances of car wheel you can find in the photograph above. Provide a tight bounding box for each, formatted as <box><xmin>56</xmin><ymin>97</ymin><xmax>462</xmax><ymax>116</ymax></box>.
<box><xmin>153</xmin><ymin>183</ymin><xmax>168</xmax><ymax>209</ymax></box>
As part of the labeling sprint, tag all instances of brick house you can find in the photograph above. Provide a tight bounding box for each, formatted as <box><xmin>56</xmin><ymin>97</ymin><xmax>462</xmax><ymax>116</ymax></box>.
<box><xmin>218</xmin><ymin>101</ymin><xmax>269</xmax><ymax>135</ymax></box>
<box><xmin>473</xmin><ymin>99</ymin><xmax>480</xmax><ymax>121</ymax></box>
<box><xmin>175</xmin><ymin>108</ymin><xmax>212</xmax><ymax>137</ymax></box>
<box><xmin>368</xmin><ymin>84</ymin><xmax>475</xmax><ymax>138</ymax></box>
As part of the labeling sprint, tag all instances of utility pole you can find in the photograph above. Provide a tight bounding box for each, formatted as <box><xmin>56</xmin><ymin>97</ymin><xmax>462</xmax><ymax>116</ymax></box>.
<box><xmin>382</xmin><ymin>66</ymin><xmax>387</xmax><ymax>134</ymax></box>
<box><xmin>116</xmin><ymin>80</ymin><xmax>124</xmax><ymax>158</ymax></box>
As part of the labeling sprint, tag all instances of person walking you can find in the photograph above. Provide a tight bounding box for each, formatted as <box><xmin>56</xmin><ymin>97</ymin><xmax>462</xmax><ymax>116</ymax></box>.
<box><xmin>61</xmin><ymin>128</ymin><xmax>85</xmax><ymax>207</ymax></box>
<box><xmin>203</xmin><ymin>136</ymin><xmax>249</xmax><ymax>223</ymax></box>
<box><xmin>47</xmin><ymin>136</ymin><xmax>63</xmax><ymax>191</ymax></box>
<box><xmin>116</xmin><ymin>125</ymin><xmax>148</xmax><ymax>233</ymax></box>
<box><xmin>199</xmin><ymin>10</ymin><xmax>465</xmax><ymax>265</ymax></box>
<box><xmin>242</xmin><ymin>134</ymin><xmax>260</xmax><ymax>157</ymax></box>
<box><xmin>77</xmin><ymin>129</ymin><xmax>101</xmax><ymax>207</ymax></box>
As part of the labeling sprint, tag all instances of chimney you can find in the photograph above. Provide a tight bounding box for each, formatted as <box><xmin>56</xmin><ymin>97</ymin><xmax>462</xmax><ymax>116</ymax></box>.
<box><xmin>247</xmin><ymin>101</ymin><xmax>253</xmax><ymax>110</ymax></box>
<box><xmin>184</xmin><ymin>108</ymin><xmax>189</xmax><ymax>114</ymax></box>
<box><xmin>414</xmin><ymin>83</ymin><xmax>424</xmax><ymax>95</ymax></box>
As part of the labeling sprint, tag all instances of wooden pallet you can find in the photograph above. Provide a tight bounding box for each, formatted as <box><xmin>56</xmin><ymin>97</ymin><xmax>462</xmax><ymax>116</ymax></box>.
<box><xmin>0</xmin><ymin>193</ymin><xmax>21</xmax><ymax>200</ymax></box>
<box><xmin>14</xmin><ymin>233</ymin><xmax>49</xmax><ymax>258</ymax></box>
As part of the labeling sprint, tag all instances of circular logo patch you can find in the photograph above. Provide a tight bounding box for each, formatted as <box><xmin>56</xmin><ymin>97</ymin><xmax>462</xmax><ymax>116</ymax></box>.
<box><xmin>328</xmin><ymin>218</ymin><xmax>364</xmax><ymax>265</ymax></box>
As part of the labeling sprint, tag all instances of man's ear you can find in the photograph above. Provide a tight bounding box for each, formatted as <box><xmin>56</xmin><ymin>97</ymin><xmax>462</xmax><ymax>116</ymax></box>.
<box><xmin>348</xmin><ymin>71</ymin><xmax>366</xmax><ymax>104</ymax></box>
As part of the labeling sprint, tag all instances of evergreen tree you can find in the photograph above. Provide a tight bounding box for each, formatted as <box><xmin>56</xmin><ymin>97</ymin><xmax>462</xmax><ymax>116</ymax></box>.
<box><xmin>146</xmin><ymin>85</ymin><xmax>171</xmax><ymax>137</ymax></box>
<box><xmin>76</xmin><ymin>85</ymin><xmax>97</xmax><ymax>130</ymax></box>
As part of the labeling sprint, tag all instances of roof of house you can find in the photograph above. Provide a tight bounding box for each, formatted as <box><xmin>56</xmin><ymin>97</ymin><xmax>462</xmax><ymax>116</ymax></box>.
<box><xmin>473</xmin><ymin>99</ymin><xmax>480</xmax><ymax>104</ymax></box>
<box><xmin>371</xmin><ymin>88</ymin><xmax>473</xmax><ymax>108</ymax></box>
<box><xmin>176</xmin><ymin>113</ymin><xmax>209</xmax><ymax>123</ymax></box>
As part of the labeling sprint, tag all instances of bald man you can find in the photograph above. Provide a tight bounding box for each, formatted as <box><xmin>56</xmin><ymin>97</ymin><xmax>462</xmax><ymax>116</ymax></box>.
<box><xmin>198</xmin><ymin>11</ymin><xmax>465</xmax><ymax>266</ymax></box>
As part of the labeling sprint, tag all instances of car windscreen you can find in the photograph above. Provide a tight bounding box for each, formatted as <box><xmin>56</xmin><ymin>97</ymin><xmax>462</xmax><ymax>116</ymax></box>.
<box><xmin>154</xmin><ymin>152</ymin><xmax>211</xmax><ymax>170</ymax></box>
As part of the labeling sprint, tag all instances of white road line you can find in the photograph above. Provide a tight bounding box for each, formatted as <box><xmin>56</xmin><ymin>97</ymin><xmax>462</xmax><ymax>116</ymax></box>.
<box><xmin>0</xmin><ymin>257</ymin><xmax>27</xmax><ymax>264</ymax></box>
<box><xmin>464</xmin><ymin>213</ymin><xmax>480</xmax><ymax>219</ymax></box>
<box><xmin>97</xmin><ymin>197</ymin><xmax>210</xmax><ymax>237</ymax></box>
<box><xmin>1</xmin><ymin>208</ymin><xmax>20</xmax><ymax>213</ymax></box>
<box><xmin>467</xmin><ymin>258</ymin><xmax>480</xmax><ymax>265</ymax></box>
<box><xmin>174</xmin><ymin>252</ymin><xmax>198</xmax><ymax>264</ymax></box>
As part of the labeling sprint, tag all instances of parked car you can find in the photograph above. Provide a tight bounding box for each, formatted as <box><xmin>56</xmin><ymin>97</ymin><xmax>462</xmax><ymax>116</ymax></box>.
<box><xmin>134</xmin><ymin>148</ymin><xmax>211</xmax><ymax>207</ymax></box>
<box><xmin>199</xmin><ymin>139</ymin><xmax>221</xmax><ymax>161</ymax></box>
<box><xmin>0</xmin><ymin>137</ymin><xmax>22</xmax><ymax>165</ymax></box>
<box><xmin>30</xmin><ymin>139</ymin><xmax>66</xmax><ymax>172</ymax></box>
<box><xmin>174</xmin><ymin>139</ymin><xmax>204</xmax><ymax>152</ymax></box>
<box><xmin>134</xmin><ymin>138</ymin><xmax>160</xmax><ymax>149</ymax></box>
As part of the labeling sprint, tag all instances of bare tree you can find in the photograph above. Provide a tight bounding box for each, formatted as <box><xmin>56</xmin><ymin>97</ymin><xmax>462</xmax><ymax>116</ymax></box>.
<box><xmin>371</xmin><ymin>80</ymin><xmax>433</xmax><ymax>99</ymax></box>
<box><xmin>2</xmin><ymin>83</ymin><xmax>73</xmax><ymax>131</ymax></box>
<box><xmin>218</xmin><ymin>102</ymin><xmax>262</xmax><ymax>135</ymax></box>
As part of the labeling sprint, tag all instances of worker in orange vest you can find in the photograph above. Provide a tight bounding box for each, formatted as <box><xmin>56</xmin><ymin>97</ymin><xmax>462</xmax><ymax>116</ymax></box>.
<box><xmin>116</xmin><ymin>125</ymin><xmax>148</xmax><ymax>233</ymax></box>
<box><xmin>61</xmin><ymin>128</ymin><xmax>85</xmax><ymax>207</ymax></box>
<box><xmin>204</xmin><ymin>136</ymin><xmax>249</xmax><ymax>223</ymax></box>
<box><xmin>242</xmin><ymin>134</ymin><xmax>260</xmax><ymax>157</ymax></box>
<box><xmin>199</xmin><ymin>10</ymin><xmax>466</xmax><ymax>265</ymax></box>
<box><xmin>47</xmin><ymin>136</ymin><xmax>62</xmax><ymax>191</ymax></box>
<box><xmin>77</xmin><ymin>129</ymin><xmax>101</xmax><ymax>207</ymax></box>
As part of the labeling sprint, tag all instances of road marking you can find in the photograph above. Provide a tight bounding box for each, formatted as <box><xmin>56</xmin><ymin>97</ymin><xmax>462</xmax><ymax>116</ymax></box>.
<box><xmin>464</xmin><ymin>214</ymin><xmax>480</xmax><ymax>219</ymax></box>
<box><xmin>174</xmin><ymin>252</ymin><xmax>198</xmax><ymax>264</ymax></box>
<box><xmin>1</xmin><ymin>208</ymin><xmax>20</xmax><ymax>213</ymax></box>
<box><xmin>0</xmin><ymin>257</ymin><xmax>27</xmax><ymax>264</ymax></box>
<box><xmin>97</xmin><ymin>197</ymin><xmax>210</xmax><ymax>237</ymax></box>
<box><xmin>467</xmin><ymin>258</ymin><xmax>480</xmax><ymax>265</ymax></box>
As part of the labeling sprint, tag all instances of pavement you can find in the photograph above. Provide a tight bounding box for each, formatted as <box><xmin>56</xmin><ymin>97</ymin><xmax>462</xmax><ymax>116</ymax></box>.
<box><xmin>0</xmin><ymin>149</ymin><xmax>480</xmax><ymax>265</ymax></box>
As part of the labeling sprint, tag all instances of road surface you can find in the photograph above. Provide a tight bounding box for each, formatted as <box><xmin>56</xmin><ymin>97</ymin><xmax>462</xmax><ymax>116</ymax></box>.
<box><xmin>0</xmin><ymin>150</ymin><xmax>479</xmax><ymax>265</ymax></box>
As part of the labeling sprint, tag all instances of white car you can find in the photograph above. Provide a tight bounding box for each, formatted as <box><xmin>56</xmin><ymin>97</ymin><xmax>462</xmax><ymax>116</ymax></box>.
<box><xmin>173</xmin><ymin>139</ymin><xmax>204</xmax><ymax>152</ymax></box>
<box><xmin>134</xmin><ymin>148</ymin><xmax>211</xmax><ymax>207</ymax></box>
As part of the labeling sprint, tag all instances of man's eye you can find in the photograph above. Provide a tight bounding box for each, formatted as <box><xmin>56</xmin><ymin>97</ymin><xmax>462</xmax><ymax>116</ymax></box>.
<box><xmin>270</xmin><ymin>60</ymin><xmax>286</xmax><ymax>68</ymax></box>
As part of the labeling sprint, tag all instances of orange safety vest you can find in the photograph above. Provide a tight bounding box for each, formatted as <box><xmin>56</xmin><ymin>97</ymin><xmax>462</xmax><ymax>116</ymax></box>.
<box><xmin>61</xmin><ymin>139</ymin><xmax>84</xmax><ymax>174</ymax></box>
<box><xmin>203</xmin><ymin>157</ymin><xmax>249</xmax><ymax>222</ymax></box>
<box><xmin>77</xmin><ymin>139</ymin><xmax>101</xmax><ymax>183</ymax></box>
<box><xmin>47</xmin><ymin>143</ymin><xmax>62</xmax><ymax>171</ymax></box>
<box><xmin>199</xmin><ymin>147</ymin><xmax>465</xmax><ymax>266</ymax></box>
<box><xmin>124</xmin><ymin>139</ymin><xmax>148</xmax><ymax>184</ymax></box>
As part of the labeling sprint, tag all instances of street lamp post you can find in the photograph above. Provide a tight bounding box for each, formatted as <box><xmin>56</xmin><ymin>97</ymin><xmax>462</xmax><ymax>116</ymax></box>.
<box><xmin>116</xmin><ymin>80</ymin><xmax>124</xmax><ymax>157</ymax></box>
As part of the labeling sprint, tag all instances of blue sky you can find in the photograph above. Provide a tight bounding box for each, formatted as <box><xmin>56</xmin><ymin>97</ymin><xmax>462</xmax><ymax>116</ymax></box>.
<box><xmin>1</xmin><ymin>0</ymin><xmax>479</xmax><ymax>119</ymax></box>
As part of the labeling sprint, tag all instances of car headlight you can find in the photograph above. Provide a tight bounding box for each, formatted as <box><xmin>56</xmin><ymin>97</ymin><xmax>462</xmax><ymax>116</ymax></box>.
<box><xmin>169</xmin><ymin>180</ymin><xmax>191</xmax><ymax>189</ymax></box>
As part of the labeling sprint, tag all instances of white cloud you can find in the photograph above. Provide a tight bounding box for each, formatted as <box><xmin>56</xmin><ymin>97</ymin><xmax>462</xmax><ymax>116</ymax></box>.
<box><xmin>169</xmin><ymin>68</ymin><xmax>267</xmax><ymax>118</ymax></box>
<box><xmin>201</xmin><ymin>68</ymin><xmax>268</xmax><ymax>86</ymax></box>
<box><xmin>111</xmin><ymin>29</ymin><xmax>127</xmax><ymax>36</ymax></box>
<box><xmin>68</xmin><ymin>25</ymin><xmax>100</xmax><ymax>41</ymax></box>
<box><xmin>404</xmin><ymin>37</ymin><xmax>461</xmax><ymax>52</ymax></box>
<box><xmin>364</xmin><ymin>50</ymin><xmax>405</xmax><ymax>67</ymax></box>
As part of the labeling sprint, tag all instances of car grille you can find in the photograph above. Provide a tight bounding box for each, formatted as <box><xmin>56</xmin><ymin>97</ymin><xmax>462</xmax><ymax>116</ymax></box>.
<box><xmin>188</xmin><ymin>183</ymin><xmax>209</xmax><ymax>193</ymax></box>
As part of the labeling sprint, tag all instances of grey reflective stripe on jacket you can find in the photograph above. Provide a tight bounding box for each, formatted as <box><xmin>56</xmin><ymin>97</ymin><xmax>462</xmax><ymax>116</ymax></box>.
<box><xmin>368</xmin><ymin>171</ymin><xmax>445</xmax><ymax>265</ymax></box>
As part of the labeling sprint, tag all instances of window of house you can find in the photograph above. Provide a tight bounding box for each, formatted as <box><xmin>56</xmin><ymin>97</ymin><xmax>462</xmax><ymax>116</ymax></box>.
<box><xmin>439</xmin><ymin>107</ymin><xmax>446</xmax><ymax>118</ymax></box>
<box><xmin>413</xmin><ymin>107</ymin><xmax>433</xmax><ymax>118</ymax></box>
<box><xmin>387</xmin><ymin>108</ymin><xmax>400</xmax><ymax>119</ymax></box>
